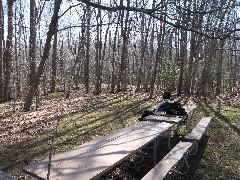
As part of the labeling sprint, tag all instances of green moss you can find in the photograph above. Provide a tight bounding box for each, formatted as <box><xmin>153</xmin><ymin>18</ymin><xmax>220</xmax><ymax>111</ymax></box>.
<box><xmin>48</xmin><ymin>92</ymin><xmax>65</xmax><ymax>98</ymax></box>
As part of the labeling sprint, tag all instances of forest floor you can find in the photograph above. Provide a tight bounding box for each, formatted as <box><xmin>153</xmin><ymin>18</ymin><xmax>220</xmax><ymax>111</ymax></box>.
<box><xmin>0</xmin><ymin>90</ymin><xmax>239</xmax><ymax>180</ymax></box>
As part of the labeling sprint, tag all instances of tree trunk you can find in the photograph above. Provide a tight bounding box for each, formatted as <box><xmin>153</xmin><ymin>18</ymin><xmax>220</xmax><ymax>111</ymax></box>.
<box><xmin>0</xmin><ymin>0</ymin><xmax>4</xmax><ymax>102</ymax></box>
<box><xmin>50</xmin><ymin>22</ymin><xmax>58</xmax><ymax>93</ymax></box>
<box><xmin>136</xmin><ymin>12</ymin><xmax>146</xmax><ymax>92</ymax></box>
<box><xmin>59</xmin><ymin>40</ymin><xmax>64</xmax><ymax>90</ymax></box>
<box><xmin>94</xmin><ymin>7</ymin><xmax>102</xmax><ymax>95</ymax></box>
<box><xmin>216</xmin><ymin>40</ymin><xmax>224</xmax><ymax>95</ymax></box>
<box><xmin>84</xmin><ymin>5</ymin><xmax>91</xmax><ymax>94</ymax></box>
<box><xmin>28</xmin><ymin>0</ymin><xmax>37</xmax><ymax>95</ymax></box>
<box><xmin>177</xmin><ymin>30</ymin><xmax>187</xmax><ymax>96</ymax></box>
<box><xmin>3</xmin><ymin>0</ymin><xmax>15</xmax><ymax>102</ymax></box>
<box><xmin>23</xmin><ymin>0</ymin><xmax>62</xmax><ymax>111</ymax></box>
<box><xmin>185</xmin><ymin>31</ymin><xmax>196</xmax><ymax>95</ymax></box>
<box><xmin>149</xmin><ymin>24</ymin><xmax>164</xmax><ymax>98</ymax></box>
<box><xmin>117</xmin><ymin>0</ymin><xmax>130</xmax><ymax>92</ymax></box>
<box><xmin>110</xmin><ymin>12</ymin><xmax>120</xmax><ymax>93</ymax></box>
<box><xmin>148</xmin><ymin>29</ymin><xmax>155</xmax><ymax>97</ymax></box>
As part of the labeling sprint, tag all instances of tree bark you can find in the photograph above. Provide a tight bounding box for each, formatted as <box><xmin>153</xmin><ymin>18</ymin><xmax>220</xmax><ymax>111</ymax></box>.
<box><xmin>149</xmin><ymin>23</ymin><xmax>164</xmax><ymax>98</ymax></box>
<box><xmin>50</xmin><ymin>21</ymin><xmax>58</xmax><ymax>93</ymax></box>
<box><xmin>0</xmin><ymin>0</ymin><xmax>4</xmax><ymax>102</ymax></box>
<box><xmin>84</xmin><ymin>5</ymin><xmax>91</xmax><ymax>94</ymax></box>
<box><xmin>23</xmin><ymin>0</ymin><xmax>62</xmax><ymax>111</ymax></box>
<box><xmin>216</xmin><ymin>40</ymin><xmax>224</xmax><ymax>95</ymax></box>
<box><xmin>94</xmin><ymin>7</ymin><xmax>102</xmax><ymax>95</ymax></box>
<box><xmin>110</xmin><ymin>12</ymin><xmax>120</xmax><ymax>93</ymax></box>
<box><xmin>117</xmin><ymin>0</ymin><xmax>130</xmax><ymax>92</ymax></box>
<box><xmin>3</xmin><ymin>0</ymin><xmax>15</xmax><ymax>102</ymax></box>
<box><xmin>28</xmin><ymin>0</ymin><xmax>37</xmax><ymax>95</ymax></box>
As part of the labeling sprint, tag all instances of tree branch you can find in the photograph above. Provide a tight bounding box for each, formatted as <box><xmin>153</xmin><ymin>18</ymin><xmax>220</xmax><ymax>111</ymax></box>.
<box><xmin>76</xmin><ymin>0</ymin><xmax>239</xmax><ymax>40</ymax></box>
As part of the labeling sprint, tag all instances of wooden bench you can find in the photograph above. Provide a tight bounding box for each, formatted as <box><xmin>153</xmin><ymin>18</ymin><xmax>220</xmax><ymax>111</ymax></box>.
<box><xmin>142</xmin><ymin>141</ymin><xmax>192</xmax><ymax>180</ymax></box>
<box><xmin>185</xmin><ymin>117</ymin><xmax>212</xmax><ymax>155</ymax></box>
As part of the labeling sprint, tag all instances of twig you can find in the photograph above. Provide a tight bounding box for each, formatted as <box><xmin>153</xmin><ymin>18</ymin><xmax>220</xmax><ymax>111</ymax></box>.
<box><xmin>47</xmin><ymin>107</ymin><xmax>64</xmax><ymax>180</ymax></box>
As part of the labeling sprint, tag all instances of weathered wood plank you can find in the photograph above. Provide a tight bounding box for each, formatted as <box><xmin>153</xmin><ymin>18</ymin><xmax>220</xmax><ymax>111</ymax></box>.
<box><xmin>142</xmin><ymin>141</ymin><xmax>192</xmax><ymax>180</ymax></box>
<box><xmin>144</xmin><ymin>115</ymin><xmax>183</xmax><ymax>123</ymax></box>
<box><xmin>185</xmin><ymin>117</ymin><xmax>212</xmax><ymax>141</ymax></box>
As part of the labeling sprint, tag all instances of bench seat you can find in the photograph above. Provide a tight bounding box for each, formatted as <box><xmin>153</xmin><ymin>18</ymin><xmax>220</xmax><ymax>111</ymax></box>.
<box><xmin>185</xmin><ymin>117</ymin><xmax>212</xmax><ymax>156</ymax></box>
<box><xmin>142</xmin><ymin>141</ymin><xmax>192</xmax><ymax>180</ymax></box>
<box><xmin>185</xmin><ymin>117</ymin><xmax>212</xmax><ymax>141</ymax></box>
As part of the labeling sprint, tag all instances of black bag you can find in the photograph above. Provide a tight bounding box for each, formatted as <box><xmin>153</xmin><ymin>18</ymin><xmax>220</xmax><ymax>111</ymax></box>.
<box><xmin>157</xmin><ymin>101</ymin><xmax>187</xmax><ymax>116</ymax></box>
<box><xmin>139</xmin><ymin>110</ymin><xmax>155</xmax><ymax>121</ymax></box>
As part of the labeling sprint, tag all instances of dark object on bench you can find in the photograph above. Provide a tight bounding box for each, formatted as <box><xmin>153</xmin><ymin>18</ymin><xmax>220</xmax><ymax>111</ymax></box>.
<box><xmin>158</xmin><ymin>101</ymin><xmax>187</xmax><ymax>116</ymax></box>
<box><xmin>185</xmin><ymin>117</ymin><xmax>212</xmax><ymax>156</ymax></box>
<box><xmin>142</xmin><ymin>141</ymin><xmax>192</xmax><ymax>180</ymax></box>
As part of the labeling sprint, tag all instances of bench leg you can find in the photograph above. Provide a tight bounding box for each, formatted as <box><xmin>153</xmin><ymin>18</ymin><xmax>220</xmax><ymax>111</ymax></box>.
<box><xmin>178</xmin><ymin>156</ymin><xmax>190</xmax><ymax>175</ymax></box>
<box><xmin>185</xmin><ymin>115</ymin><xmax>191</xmax><ymax>133</ymax></box>
<box><xmin>187</xmin><ymin>141</ymin><xmax>198</xmax><ymax>157</ymax></box>
<box><xmin>168</xmin><ymin>131</ymin><xmax>172</xmax><ymax>150</ymax></box>
<box><xmin>177</xmin><ymin>122</ymin><xmax>180</xmax><ymax>133</ymax></box>
<box><xmin>153</xmin><ymin>139</ymin><xmax>157</xmax><ymax>165</ymax></box>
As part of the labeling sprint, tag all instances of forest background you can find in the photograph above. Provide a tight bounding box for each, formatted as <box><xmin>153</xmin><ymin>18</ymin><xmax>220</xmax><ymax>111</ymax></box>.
<box><xmin>0</xmin><ymin>0</ymin><xmax>239</xmax><ymax>109</ymax></box>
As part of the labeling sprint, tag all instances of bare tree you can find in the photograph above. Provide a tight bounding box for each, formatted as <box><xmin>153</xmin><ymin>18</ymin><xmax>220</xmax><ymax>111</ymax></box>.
<box><xmin>84</xmin><ymin>5</ymin><xmax>91</xmax><ymax>94</ymax></box>
<box><xmin>116</xmin><ymin>0</ymin><xmax>130</xmax><ymax>92</ymax></box>
<box><xmin>110</xmin><ymin>11</ymin><xmax>120</xmax><ymax>93</ymax></box>
<box><xmin>0</xmin><ymin>0</ymin><xmax>4</xmax><ymax>102</ymax></box>
<box><xmin>28</xmin><ymin>0</ymin><xmax>37</xmax><ymax>96</ymax></box>
<box><xmin>94</xmin><ymin>5</ymin><xmax>102</xmax><ymax>95</ymax></box>
<box><xmin>23</xmin><ymin>0</ymin><xmax>62</xmax><ymax>111</ymax></box>
<box><xmin>3</xmin><ymin>0</ymin><xmax>15</xmax><ymax>102</ymax></box>
<box><xmin>50</xmin><ymin>21</ymin><xmax>58</xmax><ymax>93</ymax></box>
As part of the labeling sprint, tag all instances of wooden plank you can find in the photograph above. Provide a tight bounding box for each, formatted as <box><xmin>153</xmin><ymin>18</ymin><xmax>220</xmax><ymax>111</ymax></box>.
<box><xmin>142</xmin><ymin>141</ymin><xmax>192</xmax><ymax>180</ymax></box>
<box><xmin>24</xmin><ymin>121</ymin><xmax>150</xmax><ymax>176</ymax></box>
<box><xmin>144</xmin><ymin>115</ymin><xmax>182</xmax><ymax>124</ymax></box>
<box><xmin>24</xmin><ymin>122</ymin><xmax>173</xmax><ymax>180</ymax></box>
<box><xmin>185</xmin><ymin>117</ymin><xmax>212</xmax><ymax>141</ymax></box>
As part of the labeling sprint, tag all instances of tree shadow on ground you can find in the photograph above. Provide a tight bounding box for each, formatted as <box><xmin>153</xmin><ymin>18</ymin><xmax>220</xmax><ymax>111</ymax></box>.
<box><xmin>0</xmin><ymin>96</ymin><xmax>150</xmax><ymax>179</ymax></box>
<box><xmin>204</xmin><ymin>102</ymin><xmax>239</xmax><ymax>135</ymax></box>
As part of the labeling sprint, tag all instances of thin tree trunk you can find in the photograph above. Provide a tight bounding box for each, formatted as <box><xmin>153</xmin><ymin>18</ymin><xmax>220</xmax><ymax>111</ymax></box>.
<box><xmin>216</xmin><ymin>40</ymin><xmax>224</xmax><ymax>95</ymax></box>
<box><xmin>28</xmin><ymin>0</ymin><xmax>37</xmax><ymax>95</ymax></box>
<box><xmin>3</xmin><ymin>0</ymin><xmax>15</xmax><ymax>102</ymax></box>
<box><xmin>59</xmin><ymin>40</ymin><xmax>64</xmax><ymax>89</ymax></box>
<box><xmin>0</xmin><ymin>0</ymin><xmax>4</xmax><ymax>102</ymax></box>
<box><xmin>117</xmin><ymin>0</ymin><xmax>130</xmax><ymax>92</ymax></box>
<box><xmin>177</xmin><ymin>0</ymin><xmax>189</xmax><ymax>96</ymax></box>
<box><xmin>94</xmin><ymin>7</ymin><xmax>102</xmax><ymax>95</ymax></box>
<box><xmin>84</xmin><ymin>5</ymin><xmax>91</xmax><ymax>94</ymax></box>
<box><xmin>23</xmin><ymin>0</ymin><xmax>62</xmax><ymax>111</ymax></box>
<box><xmin>185</xmin><ymin>31</ymin><xmax>196</xmax><ymax>94</ymax></box>
<box><xmin>136</xmin><ymin>11</ymin><xmax>145</xmax><ymax>92</ymax></box>
<box><xmin>149</xmin><ymin>24</ymin><xmax>164</xmax><ymax>98</ymax></box>
<box><xmin>110</xmin><ymin>12</ymin><xmax>120</xmax><ymax>93</ymax></box>
<box><xmin>148</xmin><ymin>30</ymin><xmax>155</xmax><ymax>97</ymax></box>
<box><xmin>50</xmin><ymin>22</ymin><xmax>58</xmax><ymax>93</ymax></box>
